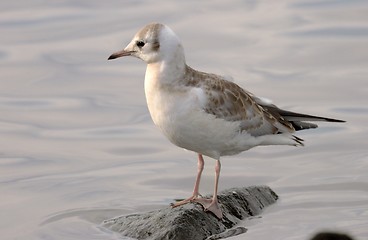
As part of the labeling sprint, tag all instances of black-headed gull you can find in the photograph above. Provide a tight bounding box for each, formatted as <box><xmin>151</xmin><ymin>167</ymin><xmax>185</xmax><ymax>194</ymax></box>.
<box><xmin>108</xmin><ymin>23</ymin><xmax>344</xmax><ymax>219</ymax></box>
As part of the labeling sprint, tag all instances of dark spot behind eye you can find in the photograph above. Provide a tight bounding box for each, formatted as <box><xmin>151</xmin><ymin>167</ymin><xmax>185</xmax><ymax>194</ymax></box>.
<box><xmin>136</xmin><ymin>40</ymin><xmax>145</xmax><ymax>48</ymax></box>
<box><xmin>152</xmin><ymin>41</ymin><xmax>160</xmax><ymax>51</ymax></box>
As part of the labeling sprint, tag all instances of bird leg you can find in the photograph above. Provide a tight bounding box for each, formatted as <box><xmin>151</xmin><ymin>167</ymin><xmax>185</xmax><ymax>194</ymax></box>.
<box><xmin>193</xmin><ymin>159</ymin><xmax>223</xmax><ymax>219</ymax></box>
<box><xmin>171</xmin><ymin>154</ymin><xmax>204</xmax><ymax>207</ymax></box>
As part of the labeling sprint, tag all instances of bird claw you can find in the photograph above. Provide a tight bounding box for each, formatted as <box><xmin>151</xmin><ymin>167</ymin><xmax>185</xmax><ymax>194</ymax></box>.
<box><xmin>171</xmin><ymin>194</ymin><xmax>199</xmax><ymax>208</ymax></box>
<box><xmin>172</xmin><ymin>196</ymin><xmax>223</xmax><ymax>219</ymax></box>
<box><xmin>193</xmin><ymin>198</ymin><xmax>223</xmax><ymax>219</ymax></box>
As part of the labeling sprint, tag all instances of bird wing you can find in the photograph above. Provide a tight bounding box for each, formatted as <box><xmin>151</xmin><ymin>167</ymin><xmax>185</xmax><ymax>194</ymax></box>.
<box><xmin>195</xmin><ymin>74</ymin><xmax>295</xmax><ymax>136</ymax></box>
<box><xmin>253</xmin><ymin>98</ymin><xmax>345</xmax><ymax>131</ymax></box>
<box><xmin>183</xmin><ymin>66</ymin><xmax>343</xmax><ymax>135</ymax></box>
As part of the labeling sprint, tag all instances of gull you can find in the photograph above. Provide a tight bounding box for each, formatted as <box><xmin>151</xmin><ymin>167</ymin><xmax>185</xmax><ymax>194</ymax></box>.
<box><xmin>108</xmin><ymin>23</ymin><xmax>344</xmax><ymax>219</ymax></box>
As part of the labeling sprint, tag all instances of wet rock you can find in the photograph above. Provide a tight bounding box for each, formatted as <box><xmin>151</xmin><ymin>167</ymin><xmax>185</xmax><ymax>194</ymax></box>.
<box><xmin>102</xmin><ymin>185</ymin><xmax>278</xmax><ymax>240</ymax></box>
<box><xmin>310</xmin><ymin>232</ymin><xmax>355</xmax><ymax>240</ymax></box>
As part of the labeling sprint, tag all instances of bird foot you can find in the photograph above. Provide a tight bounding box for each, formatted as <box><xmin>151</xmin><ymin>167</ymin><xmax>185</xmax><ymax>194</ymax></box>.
<box><xmin>171</xmin><ymin>194</ymin><xmax>199</xmax><ymax>208</ymax></box>
<box><xmin>193</xmin><ymin>198</ymin><xmax>223</xmax><ymax>219</ymax></box>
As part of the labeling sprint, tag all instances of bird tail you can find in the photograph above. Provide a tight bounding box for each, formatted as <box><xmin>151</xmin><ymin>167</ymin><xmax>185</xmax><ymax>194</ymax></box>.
<box><xmin>258</xmin><ymin>134</ymin><xmax>304</xmax><ymax>147</ymax></box>
<box><xmin>293</xmin><ymin>135</ymin><xmax>304</xmax><ymax>146</ymax></box>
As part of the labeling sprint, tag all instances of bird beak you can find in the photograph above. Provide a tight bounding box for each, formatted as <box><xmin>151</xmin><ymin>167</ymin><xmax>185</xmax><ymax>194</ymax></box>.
<box><xmin>108</xmin><ymin>39</ymin><xmax>137</xmax><ymax>60</ymax></box>
<box><xmin>108</xmin><ymin>49</ymin><xmax>134</xmax><ymax>60</ymax></box>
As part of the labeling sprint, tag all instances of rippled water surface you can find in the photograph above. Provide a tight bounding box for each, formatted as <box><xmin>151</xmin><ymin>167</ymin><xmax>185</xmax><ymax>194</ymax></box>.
<box><xmin>1</xmin><ymin>1</ymin><xmax>367</xmax><ymax>239</ymax></box>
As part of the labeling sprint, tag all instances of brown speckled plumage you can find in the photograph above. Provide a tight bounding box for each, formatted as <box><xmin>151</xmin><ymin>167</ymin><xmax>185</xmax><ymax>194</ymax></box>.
<box><xmin>181</xmin><ymin>65</ymin><xmax>295</xmax><ymax>136</ymax></box>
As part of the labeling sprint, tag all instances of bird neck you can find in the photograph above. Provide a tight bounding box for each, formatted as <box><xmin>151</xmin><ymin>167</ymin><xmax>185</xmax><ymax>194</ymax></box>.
<box><xmin>146</xmin><ymin>45</ymin><xmax>187</xmax><ymax>86</ymax></box>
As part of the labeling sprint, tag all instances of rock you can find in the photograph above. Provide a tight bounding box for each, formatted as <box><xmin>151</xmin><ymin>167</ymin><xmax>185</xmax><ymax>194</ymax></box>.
<box><xmin>310</xmin><ymin>232</ymin><xmax>355</xmax><ymax>240</ymax></box>
<box><xmin>102</xmin><ymin>186</ymin><xmax>278</xmax><ymax>240</ymax></box>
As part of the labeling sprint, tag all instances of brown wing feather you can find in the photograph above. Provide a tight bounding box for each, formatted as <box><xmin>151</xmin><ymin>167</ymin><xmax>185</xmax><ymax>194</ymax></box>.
<box><xmin>183</xmin><ymin>66</ymin><xmax>295</xmax><ymax>136</ymax></box>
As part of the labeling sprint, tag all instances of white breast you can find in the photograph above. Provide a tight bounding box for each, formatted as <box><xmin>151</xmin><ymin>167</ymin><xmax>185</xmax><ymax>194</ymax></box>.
<box><xmin>144</xmin><ymin>67</ymin><xmax>196</xmax><ymax>141</ymax></box>
<box><xmin>144</xmin><ymin>67</ymin><xmax>259</xmax><ymax>159</ymax></box>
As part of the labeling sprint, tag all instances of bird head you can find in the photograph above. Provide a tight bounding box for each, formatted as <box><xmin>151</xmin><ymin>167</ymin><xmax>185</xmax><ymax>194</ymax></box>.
<box><xmin>108</xmin><ymin>22</ymin><xmax>184</xmax><ymax>64</ymax></box>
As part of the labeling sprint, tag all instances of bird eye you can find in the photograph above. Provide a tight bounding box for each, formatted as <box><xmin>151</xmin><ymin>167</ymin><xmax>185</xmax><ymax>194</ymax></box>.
<box><xmin>136</xmin><ymin>40</ymin><xmax>145</xmax><ymax>48</ymax></box>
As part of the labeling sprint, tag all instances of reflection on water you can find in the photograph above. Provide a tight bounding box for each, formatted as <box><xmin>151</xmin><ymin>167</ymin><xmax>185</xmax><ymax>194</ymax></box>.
<box><xmin>0</xmin><ymin>1</ymin><xmax>367</xmax><ymax>239</ymax></box>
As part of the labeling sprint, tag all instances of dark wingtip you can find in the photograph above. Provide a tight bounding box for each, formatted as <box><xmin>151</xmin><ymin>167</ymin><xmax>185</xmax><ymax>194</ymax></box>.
<box><xmin>107</xmin><ymin>54</ymin><xmax>116</xmax><ymax>60</ymax></box>
<box><xmin>324</xmin><ymin>118</ymin><xmax>346</xmax><ymax>123</ymax></box>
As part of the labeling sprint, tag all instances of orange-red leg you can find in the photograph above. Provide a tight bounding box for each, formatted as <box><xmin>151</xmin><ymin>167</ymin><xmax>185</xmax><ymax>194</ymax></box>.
<box><xmin>171</xmin><ymin>153</ymin><xmax>204</xmax><ymax>207</ymax></box>
<box><xmin>193</xmin><ymin>159</ymin><xmax>222</xmax><ymax>219</ymax></box>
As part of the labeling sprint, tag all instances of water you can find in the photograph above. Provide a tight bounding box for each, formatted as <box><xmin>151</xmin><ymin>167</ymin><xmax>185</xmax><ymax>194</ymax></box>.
<box><xmin>0</xmin><ymin>1</ymin><xmax>367</xmax><ymax>239</ymax></box>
